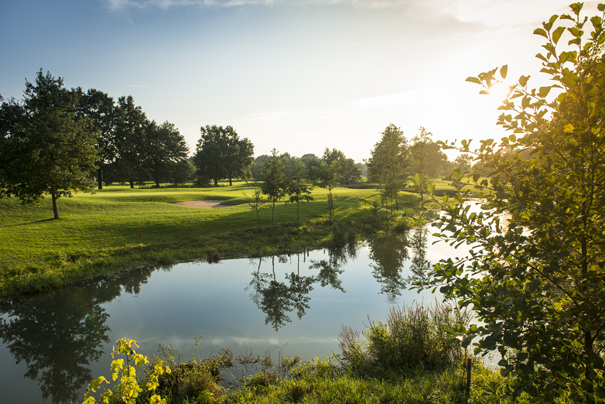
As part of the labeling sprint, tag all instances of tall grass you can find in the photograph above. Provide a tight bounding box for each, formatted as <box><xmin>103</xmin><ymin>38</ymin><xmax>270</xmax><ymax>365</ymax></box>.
<box><xmin>338</xmin><ymin>300</ymin><xmax>471</xmax><ymax>375</ymax></box>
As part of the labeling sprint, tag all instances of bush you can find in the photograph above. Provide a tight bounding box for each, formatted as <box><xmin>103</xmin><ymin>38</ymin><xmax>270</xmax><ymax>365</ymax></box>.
<box><xmin>338</xmin><ymin>301</ymin><xmax>470</xmax><ymax>375</ymax></box>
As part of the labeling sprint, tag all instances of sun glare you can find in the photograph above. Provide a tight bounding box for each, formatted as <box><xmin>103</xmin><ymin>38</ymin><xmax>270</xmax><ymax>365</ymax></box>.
<box><xmin>487</xmin><ymin>81</ymin><xmax>513</xmax><ymax>106</ymax></box>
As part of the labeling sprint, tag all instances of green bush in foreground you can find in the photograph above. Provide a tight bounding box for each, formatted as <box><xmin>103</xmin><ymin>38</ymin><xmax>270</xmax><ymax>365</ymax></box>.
<box><xmin>82</xmin><ymin>302</ymin><xmax>569</xmax><ymax>404</ymax></box>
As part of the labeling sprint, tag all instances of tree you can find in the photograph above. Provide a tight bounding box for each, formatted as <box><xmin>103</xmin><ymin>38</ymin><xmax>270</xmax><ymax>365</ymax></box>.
<box><xmin>365</xmin><ymin>124</ymin><xmax>410</xmax><ymax>210</ymax></box>
<box><xmin>112</xmin><ymin>96</ymin><xmax>147</xmax><ymax>188</ymax></box>
<box><xmin>193</xmin><ymin>125</ymin><xmax>253</xmax><ymax>186</ymax></box>
<box><xmin>143</xmin><ymin>120</ymin><xmax>189</xmax><ymax>187</ymax></box>
<box><xmin>426</xmin><ymin>4</ymin><xmax>605</xmax><ymax>402</ymax></box>
<box><xmin>409</xmin><ymin>127</ymin><xmax>447</xmax><ymax>199</ymax></box>
<box><xmin>286</xmin><ymin>159</ymin><xmax>314</xmax><ymax>224</ymax></box>
<box><xmin>260</xmin><ymin>149</ymin><xmax>288</xmax><ymax>229</ymax></box>
<box><xmin>77</xmin><ymin>89</ymin><xmax>115</xmax><ymax>190</ymax></box>
<box><xmin>0</xmin><ymin>70</ymin><xmax>98</xmax><ymax>219</ymax></box>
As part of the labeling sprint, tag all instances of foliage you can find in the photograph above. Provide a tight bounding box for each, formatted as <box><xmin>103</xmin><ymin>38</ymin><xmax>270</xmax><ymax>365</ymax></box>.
<box><xmin>428</xmin><ymin>3</ymin><xmax>605</xmax><ymax>402</ymax></box>
<box><xmin>260</xmin><ymin>149</ymin><xmax>288</xmax><ymax>228</ymax></box>
<box><xmin>285</xmin><ymin>159</ymin><xmax>314</xmax><ymax>224</ymax></box>
<box><xmin>247</xmin><ymin>187</ymin><xmax>268</xmax><ymax>229</ymax></box>
<box><xmin>111</xmin><ymin>95</ymin><xmax>149</xmax><ymax>188</ymax></box>
<box><xmin>142</xmin><ymin>120</ymin><xmax>189</xmax><ymax>187</ymax></box>
<box><xmin>365</xmin><ymin>124</ymin><xmax>410</xmax><ymax>211</ymax></box>
<box><xmin>77</xmin><ymin>88</ymin><xmax>116</xmax><ymax>190</ymax></box>
<box><xmin>194</xmin><ymin>125</ymin><xmax>254</xmax><ymax>186</ymax></box>
<box><xmin>82</xmin><ymin>338</ymin><xmax>170</xmax><ymax>404</ymax></box>
<box><xmin>338</xmin><ymin>301</ymin><xmax>470</xmax><ymax>375</ymax></box>
<box><xmin>0</xmin><ymin>70</ymin><xmax>99</xmax><ymax>219</ymax></box>
<box><xmin>409</xmin><ymin>127</ymin><xmax>447</xmax><ymax>198</ymax></box>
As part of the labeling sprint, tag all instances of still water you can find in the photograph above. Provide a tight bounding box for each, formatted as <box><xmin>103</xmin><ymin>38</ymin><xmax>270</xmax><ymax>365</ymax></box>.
<box><xmin>0</xmin><ymin>228</ymin><xmax>466</xmax><ymax>404</ymax></box>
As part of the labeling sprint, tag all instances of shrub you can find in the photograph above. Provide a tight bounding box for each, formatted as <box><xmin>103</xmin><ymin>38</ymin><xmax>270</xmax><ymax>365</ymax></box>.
<box><xmin>338</xmin><ymin>301</ymin><xmax>470</xmax><ymax>375</ymax></box>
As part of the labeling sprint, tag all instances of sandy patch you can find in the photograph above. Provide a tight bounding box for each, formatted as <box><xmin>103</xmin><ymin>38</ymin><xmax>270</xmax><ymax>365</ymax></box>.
<box><xmin>173</xmin><ymin>200</ymin><xmax>230</xmax><ymax>209</ymax></box>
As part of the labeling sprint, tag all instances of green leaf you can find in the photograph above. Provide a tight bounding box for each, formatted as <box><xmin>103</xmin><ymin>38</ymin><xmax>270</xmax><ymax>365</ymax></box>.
<box><xmin>500</xmin><ymin>65</ymin><xmax>508</xmax><ymax>80</ymax></box>
<box><xmin>534</xmin><ymin>28</ymin><xmax>548</xmax><ymax>38</ymax></box>
<box><xmin>552</xmin><ymin>26</ymin><xmax>566</xmax><ymax>44</ymax></box>
<box><xmin>519</xmin><ymin>75</ymin><xmax>530</xmax><ymax>87</ymax></box>
<box><xmin>538</xmin><ymin>86</ymin><xmax>552</xmax><ymax>97</ymax></box>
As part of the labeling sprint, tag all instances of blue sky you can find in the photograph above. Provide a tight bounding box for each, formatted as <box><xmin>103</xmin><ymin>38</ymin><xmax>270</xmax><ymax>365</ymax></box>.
<box><xmin>1</xmin><ymin>0</ymin><xmax>598</xmax><ymax>162</ymax></box>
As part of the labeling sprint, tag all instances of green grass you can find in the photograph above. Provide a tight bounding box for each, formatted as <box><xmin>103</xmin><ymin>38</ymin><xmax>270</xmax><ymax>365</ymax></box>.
<box><xmin>0</xmin><ymin>181</ymin><xmax>419</xmax><ymax>298</ymax></box>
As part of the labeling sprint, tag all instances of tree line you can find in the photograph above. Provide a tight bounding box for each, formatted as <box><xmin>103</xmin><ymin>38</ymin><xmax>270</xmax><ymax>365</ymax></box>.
<box><xmin>1</xmin><ymin>70</ymin><xmax>469</xmax><ymax>220</ymax></box>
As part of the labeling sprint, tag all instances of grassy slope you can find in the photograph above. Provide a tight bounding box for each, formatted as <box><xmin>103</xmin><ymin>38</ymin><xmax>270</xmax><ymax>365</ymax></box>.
<box><xmin>1</xmin><ymin>181</ymin><xmax>409</xmax><ymax>298</ymax></box>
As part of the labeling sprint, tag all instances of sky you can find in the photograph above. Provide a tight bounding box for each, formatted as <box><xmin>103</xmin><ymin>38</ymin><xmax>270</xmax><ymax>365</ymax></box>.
<box><xmin>1</xmin><ymin>0</ymin><xmax>601</xmax><ymax>163</ymax></box>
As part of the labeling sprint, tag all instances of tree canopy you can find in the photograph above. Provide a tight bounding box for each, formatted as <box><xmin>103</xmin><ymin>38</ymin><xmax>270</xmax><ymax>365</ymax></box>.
<box><xmin>426</xmin><ymin>3</ymin><xmax>605</xmax><ymax>402</ymax></box>
<box><xmin>0</xmin><ymin>70</ymin><xmax>98</xmax><ymax>219</ymax></box>
<box><xmin>193</xmin><ymin>125</ymin><xmax>254</xmax><ymax>186</ymax></box>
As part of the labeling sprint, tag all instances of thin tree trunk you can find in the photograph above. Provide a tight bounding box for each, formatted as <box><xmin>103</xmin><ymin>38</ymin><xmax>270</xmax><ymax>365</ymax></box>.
<box><xmin>97</xmin><ymin>167</ymin><xmax>103</xmax><ymax>190</ymax></box>
<box><xmin>52</xmin><ymin>192</ymin><xmax>60</xmax><ymax>219</ymax></box>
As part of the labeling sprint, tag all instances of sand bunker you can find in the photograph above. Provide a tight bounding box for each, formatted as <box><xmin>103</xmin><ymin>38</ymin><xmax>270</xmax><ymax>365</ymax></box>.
<box><xmin>173</xmin><ymin>200</ymin><xmax>230</xmax><ymax>208</ymax></box>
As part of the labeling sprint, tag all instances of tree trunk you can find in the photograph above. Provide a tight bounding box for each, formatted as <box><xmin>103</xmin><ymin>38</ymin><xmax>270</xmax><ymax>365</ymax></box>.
<box><xmin>155</xmin><ymin>173</ymin><xmax>160</xmax><ymax>188</ymax></box>
<box><xmin>229</xmin><ymin>176</ymin><xmax>233</xmax><ymax>186</ymax></box>
<box><xmin>129</xmin><ymin>179</ymin><xmax>134</xmax><ymax>188</ymax></box>
<box><xmin>271</xmin><ymin>201</ymin><xmax>275</xmax><ymax>230</ymax></box>
<box><xmin>297</xmin><ymin>201</ymin><xmax>300</xmax><ymax>224</ymax></box>
<box><xmin>97</xmin><ymin>167</ymin><xmax>103</xmax><ymax>190</ymax></box>
<box><xmin>52</xmin><ymin>193</ymin><xmax>60</xmax><ymax>219</ymax></box>
<box><xmin>214</xmin><ymin>178</ymin><xmax>218</xmax><ymax>186</ymax></box>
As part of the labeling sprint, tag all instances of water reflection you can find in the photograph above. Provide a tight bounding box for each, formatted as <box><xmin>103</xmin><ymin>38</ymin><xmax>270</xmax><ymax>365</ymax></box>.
<box><xmin>366</xmin><ymin>227</ymin><xmax>431</xmax><ymax>301</ymax></box>
<box><xmin>0</xmin><ymin>228</ymin><xmax>435</xmax><ymax>403</ymax></box>
<box><xmin>0</xmin><ymin>268</ymin><xmax>154</xmax><ymax>404</ymax></box>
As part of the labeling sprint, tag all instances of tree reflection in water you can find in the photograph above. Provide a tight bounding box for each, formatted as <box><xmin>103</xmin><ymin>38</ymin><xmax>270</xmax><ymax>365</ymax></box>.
<box><xmin>0</xmin><ymin>268</ymin><xmax>155</xmax><ymax>404</ymax></box>
<box><xmin>367</xmin><ymin>227</ymin><xmax>431</xmax><ymax>301</ymax></box>
<box><xmin>248</xmin><ymin>244</ymin><xmax>354</xmax><ymax>331</ymax></box>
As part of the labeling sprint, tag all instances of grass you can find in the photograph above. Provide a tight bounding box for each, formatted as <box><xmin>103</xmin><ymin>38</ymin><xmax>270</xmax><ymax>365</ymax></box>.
<box><xmin>0</xmin><ymin>181</ymin><xmax>427</xmax><ymax>299</ymax></box>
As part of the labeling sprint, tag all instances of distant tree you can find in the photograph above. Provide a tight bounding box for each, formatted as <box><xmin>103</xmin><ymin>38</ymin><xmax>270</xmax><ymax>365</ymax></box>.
<box><xmin>453</xmin><ymin>153</ymin><xmax>473</xmax><ymax>173</ymax></box>
<box><xmin>250</xmin><ymin>155</ymin><xmax>268</xmax><ymax>181</ymax></box>
<box><xmin>167</xmin><ymin>159</ymin><xmax>195</xmax><ymax>186</ymax></box>
<box><xmin>409</xmin><ymin>127</ymin><xmax>447</xmax><ymax>199</ymax></box>
<box><xmin>112</xmin><ymin>96</ymin><xmax>148</xmax><ymax>188</ymax></box>
<box><xmin>261</xmin><ymin>149</ymin><xmax>288</xmax><ymax>229</ymax></box>
<box><xmin>143</xmin><ymin>120</ymin><xmax>189</xmax><ymax>187</ymax></box>
<box><xmin>77</xmin><ymin>89</ymin><xmax>115</xmax><ymax>190</ymax></box>
<box><xmin>286</xmin><ymin>159</ymin><xmax>314</xmax><ymax>224</ymax></box>
<box><xmin>194</xmin><ymin>125</ymin><xmax>253</xmax><ymax>186</ymax></box>
<box><xmin>365</xmin><ymin>124</ymin><xmax>410</xmax><ymax>210</ymax></box>
<box><xmin>301</xmin><ymin>153</ymin><xmax>322</xmax><ymax>181</ymax></box>
<box><xmin>0</xmin><ymin>71</ymin><xmax>98</xmax><ymax>219</ymax></box>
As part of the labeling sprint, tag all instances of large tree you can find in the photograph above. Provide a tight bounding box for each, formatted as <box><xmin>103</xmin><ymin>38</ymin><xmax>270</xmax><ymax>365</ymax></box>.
<box><xmin>426</xmin><ymin>4</ymin><xmax>605</xmax><ymax>402</ymax></box>
<box><xmin>77</xmin><ymin>89</ymin><xmax>115</xmax><ymax>190</ymax></box>
<box><xmin>0</xmin><ymin>70</ymin><xmax>98</xmax><ymax>219</ymax></box>
<box><xmin>143</xmin><ymin>120</ymin><xmax>189</xmax><ymax>187</ymax></box>
<box><xmin>112</xmin><ymin>95</ymin><xmax>147</xmax><ymax>188</ymax></box>
<box><xmin>194</xmin><ymin>125</ymin><xmax>254</xmax><ymax>186</ymax></box>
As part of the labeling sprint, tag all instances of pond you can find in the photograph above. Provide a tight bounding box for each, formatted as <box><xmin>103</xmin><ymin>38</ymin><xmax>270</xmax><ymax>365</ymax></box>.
<box><xmin>0</xmin><ymin>227</ymin><xmax>468</xmax><ymax>404</ymax></box>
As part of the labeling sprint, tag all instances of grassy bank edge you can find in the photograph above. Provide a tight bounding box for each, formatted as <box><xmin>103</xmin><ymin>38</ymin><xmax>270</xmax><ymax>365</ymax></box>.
<box><xmin>1</xmin><ymin>214</ymin><xmax>403</xmax><ymax>301</ymax></box>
